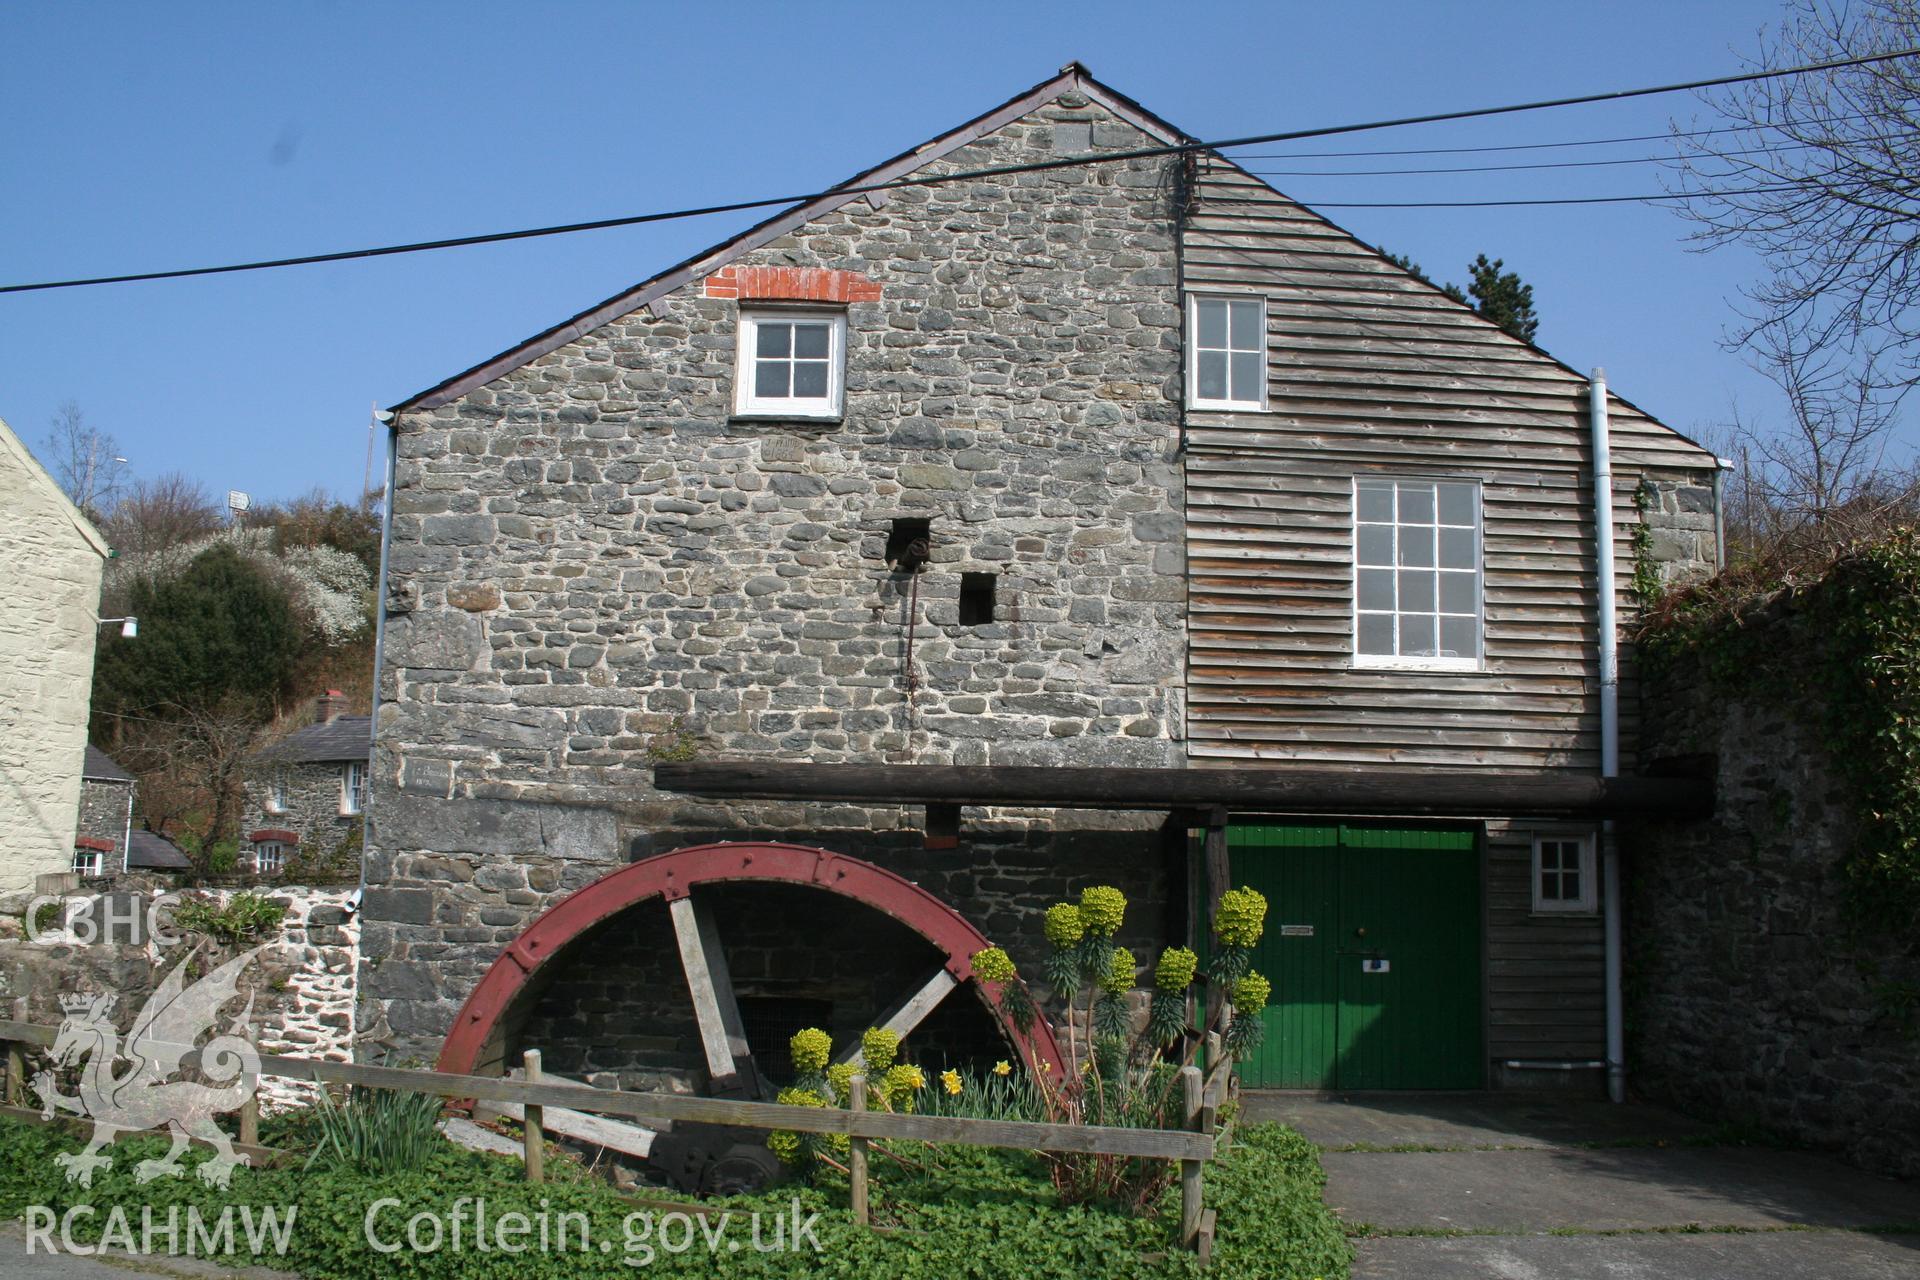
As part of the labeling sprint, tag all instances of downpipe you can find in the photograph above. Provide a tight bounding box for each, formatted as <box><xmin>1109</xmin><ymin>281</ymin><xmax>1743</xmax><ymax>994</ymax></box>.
<box><xmin>1589</xmin><ymin>369</ymin><xmax>1626</xmax><ymax>1105</ymax></box>
<box><xmin>355</xmin><ymin>410</ymin><xmax>399</xmax><ymax>913</ymax></box>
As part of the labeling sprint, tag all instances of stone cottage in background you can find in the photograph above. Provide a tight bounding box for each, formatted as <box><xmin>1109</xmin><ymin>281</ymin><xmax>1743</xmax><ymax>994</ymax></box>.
<box><xmin>0</xmin><ymin>413</ymin><xmax>111</xmax><ymax>893</ymax></box>
<box><xmin>74</xmin><ymin>745</ymin><xmax>192</xmax><ymax>878</ymax></box>
<box><xmin>73</xmin><ymin>745</ymin><xmax>133</xmax><ymax>877</ymax></box>
<box><xmin>242</xmin><ymin>691</ymin><xmax>370</xmax><ymax>877</ymax></box>
<box><xmin>358</xmin><ymin>65</ymin><xmax>1721</xmax><ymax>1112</ymax></box>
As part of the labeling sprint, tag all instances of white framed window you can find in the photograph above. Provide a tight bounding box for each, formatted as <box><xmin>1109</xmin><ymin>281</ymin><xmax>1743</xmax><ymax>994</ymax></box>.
<box><xmin>1188</xmin><ymin>295</ymin><xmax>1266</xmax><ymax>409</ymax></box>
<box><xmin>254</xmin><ymin>841</ymin><xmax>287</xmax><ymax>875</ymax></box>
<box><xmin>341</xmin><ymin>761</ymin><xmax>367</xmax><ymax>816</ymax></box>
<box><xmin>72</xmin><ymin>848</ymin><xmax>104</xmax><ymax>877</ymax></box>
<box><xmin>1353</xmin><ymin>477</ymin><xmax>1483</xmax><ymax>670</ymax></box>
<box><xmin>735</xmin><ymin>310</ymin><xmax>846</xmax><ymax>418</ymax></box>
<box><xmin>266</xmin><ymin>775</ymin><xmax>288</xmax><ymax>814</ymax></box>
<box><xmin>1532</xmin><ymin>834</ymin><xmax>1596</xmax><ymax>913</ymax></box>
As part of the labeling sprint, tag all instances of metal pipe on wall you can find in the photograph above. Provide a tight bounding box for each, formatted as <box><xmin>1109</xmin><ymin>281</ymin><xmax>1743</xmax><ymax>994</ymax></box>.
<box><xmin>1589</xmin><ymin>369</ymin><xmax>1626</xmax><ymax>1105</ymax></box>
<box><xmin>356</xmin><ymin>411</ymin><xmax>399</xmax><ymax>910</ymax></box>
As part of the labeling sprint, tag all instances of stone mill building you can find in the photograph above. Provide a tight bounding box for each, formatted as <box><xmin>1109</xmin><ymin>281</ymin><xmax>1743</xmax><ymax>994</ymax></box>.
<box><xmin>357</xmin><ymin>65</ymin><xmax>1722</xmax><ymax>1108</ymax></box>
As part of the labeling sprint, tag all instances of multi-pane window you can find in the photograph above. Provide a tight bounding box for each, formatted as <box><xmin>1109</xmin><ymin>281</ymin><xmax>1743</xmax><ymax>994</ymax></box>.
<box><xmin>72</xmin><ymin>848</ymin><xmax>104</xmax><ymax>877</ymax></box>
<box><xmin>1189</xmin><ymin>296</ymin><xmax>1265</xmax><ymax>408</ymax></box>
<box><xmin>341</xmin><ymin>761</ymin><xmax>367</xmax><ymax>816</ymax></box>
<box><xmin>255</xmin><ymin>842</ymin><xmax>287</xmax><ymax>875</ymax></box>
<box><xmin>267</xmin><ymin>775</ymin><xmax>288</xmax><ymax>814</ymax></box>
<box><xmin>1533</xmin><ymin>835</ymin><xmax>1595</xmax><ymax>912</ymax></box>
<box><xmin>736</xmin><ymin>311</ymin><xmax>845</xmax><ymax>417</ymax></box>
<box><xmin>1354</xmin><ymin>477</ymin><xmax>1482</xmax><ymax>668</ymax></box>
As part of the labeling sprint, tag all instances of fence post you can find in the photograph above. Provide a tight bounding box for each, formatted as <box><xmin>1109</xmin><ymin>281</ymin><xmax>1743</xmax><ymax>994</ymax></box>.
<box><xmin>522</xmin><ymin>1049</ymin><xmax>545</xmax><ymax>1183</ymax></box>
<box><xmin>1179</xmin><ymin>1064</ymin><xmax>1203</xmax><ymax>1250</ymax></box>
<box><xmin>4</xmin><ymin>1039</ymin><xmax>22</xmax><ymax>1107</ymax></box>
<box><xmin>238</xmin><ymin>1094</ymin><xmax>259</xmax><ymax>1148</ymax></box>
<box><xmin>848</xmin><ymin>1072</ymin><xmax>869</xmax><ymax>1228</ymax></box>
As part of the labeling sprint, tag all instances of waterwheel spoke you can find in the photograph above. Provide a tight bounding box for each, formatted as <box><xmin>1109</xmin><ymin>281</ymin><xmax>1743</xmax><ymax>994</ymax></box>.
<box><xmin>833</xmin><ymin>968</ymin><xmax>958</xmax><ymax>1065</ymax></box>
<box><xmin>668</xmin><ymin>894</ymin><xmax>759</xmax><ymax>1096</ymax></box>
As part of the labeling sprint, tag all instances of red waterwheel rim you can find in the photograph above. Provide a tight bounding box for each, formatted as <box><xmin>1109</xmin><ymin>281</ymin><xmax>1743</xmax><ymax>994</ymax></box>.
<box><xmin>436</xmin><ymin>840</ymin><xmax>1064</xmax><ymax>1085</ymax></box>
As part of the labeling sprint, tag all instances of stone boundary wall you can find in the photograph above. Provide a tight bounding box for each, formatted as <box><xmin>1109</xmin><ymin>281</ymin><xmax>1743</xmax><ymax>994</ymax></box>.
<box><xmin>0</xmin><ymin>882</ymin><xmax>359</xmax><ymax>1111</ymax></box>
<box><xmin>1626</xmin><ymin>639</ymin><xmax>1920</xmax><ymax>1177</ymax></box>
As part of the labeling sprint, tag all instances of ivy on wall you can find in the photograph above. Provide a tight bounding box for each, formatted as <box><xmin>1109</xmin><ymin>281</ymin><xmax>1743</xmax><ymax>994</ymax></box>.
<box><xmin>1639</xmin><ymin>532</ymin><xmax>1920</xmax><ymax>939</ymax></box>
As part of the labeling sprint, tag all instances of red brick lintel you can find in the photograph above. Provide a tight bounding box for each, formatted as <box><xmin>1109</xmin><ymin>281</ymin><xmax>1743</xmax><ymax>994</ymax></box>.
<box><xmin>703</xmin><ymin>266</ymin><xmax>882</xmax><ymax>304</ymax></box>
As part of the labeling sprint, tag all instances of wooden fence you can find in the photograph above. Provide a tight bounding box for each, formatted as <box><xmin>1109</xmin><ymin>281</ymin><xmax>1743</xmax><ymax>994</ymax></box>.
<box><xmin>0</xmin><ymin>1020</ymin><xmax>1231</xmax><ymax>1257</ymax></box>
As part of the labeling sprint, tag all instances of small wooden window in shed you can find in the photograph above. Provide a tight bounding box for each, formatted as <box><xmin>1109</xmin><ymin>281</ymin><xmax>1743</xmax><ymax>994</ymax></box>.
<box><xmin>959</xmin><ymin>573</ymin><xmax>997</xmax><ymax>626</ymax></box>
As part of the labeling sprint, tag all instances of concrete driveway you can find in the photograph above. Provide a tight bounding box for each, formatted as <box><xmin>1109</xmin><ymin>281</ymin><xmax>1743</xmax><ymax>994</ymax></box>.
<box><xmin>1243</xmin><ymin>1092</ymin><xmax>1920</xmax><ymax>1279</ymax></box>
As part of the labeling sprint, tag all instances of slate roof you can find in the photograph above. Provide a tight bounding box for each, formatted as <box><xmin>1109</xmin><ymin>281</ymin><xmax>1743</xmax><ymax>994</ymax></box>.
<box><xmin>262</xmin><ymin>715</ymin><xmax>373</xmax><ymax>763</ymax></box>
<box><xmin>83</xmin><ymin>745</ymin><xmax>135</xmax><ymax>783</ymax></box>
<box><xmin>127</xmin><ymin>830</ymin><xmax>191</xmax><ymax>871</ymax></box>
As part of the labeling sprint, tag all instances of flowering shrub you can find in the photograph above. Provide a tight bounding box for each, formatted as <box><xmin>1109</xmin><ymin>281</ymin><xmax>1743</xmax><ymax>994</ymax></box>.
<box><xmin>1077</xmin><ymin>886</ymin><xmax>1126</xmax><ymax>937</ymax></box>
<box><xmin>789</xmin><ymin>1027</ymin><xmax>832</xmax><ymax>1075</ymax></box>
<box><xmin>1215</xmin><ymin>887</ymin><xmax>1269</xmax><ymax>948</ymax></box>
<box><xmin>1043</xmin><ymin>902</ymin><xmax>1085</xmax><ymax>947</ymax></box>
<box><xmin>861</xmin><ymin>1028</ymin><xmax>899</xmax><ymax>1073</ymax></box>
<box><xmin>1154</xmin><ymin>946</ymin><xmax>1198</xmax><ymax>993</ymax></box>
<box><xmin>767</xmin><ymin>1086</ymin><xmax>831</xmax><ymax>1166</ymax></box>
<box><xmin>882</xmin><ymin>1064</ymin><xmax>925</xmax><ymax>1112</ymax></box>
<box><xmin>970</xmin><ymin>946</ymin><xmax>1016</xmax><ymax>984</ymax></box>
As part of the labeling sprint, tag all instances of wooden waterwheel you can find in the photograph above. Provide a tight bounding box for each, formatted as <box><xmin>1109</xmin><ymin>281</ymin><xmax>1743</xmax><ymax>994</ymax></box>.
<box><xmin>437</xmin><ymin>841</ymin><xmax>1062</xmax><ymax>1190</ymax></box>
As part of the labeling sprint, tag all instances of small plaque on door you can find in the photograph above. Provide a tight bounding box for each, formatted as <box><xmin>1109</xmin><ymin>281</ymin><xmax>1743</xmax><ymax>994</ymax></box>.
<box><xmin>1362</xmin><ymin>958</ymin><xmax>1391</xmax><ymax>974</ymax></box>
<box><xmin>1280</xmin><ymin>924</ymin><xmax>1314</xmax><ymax>938</ymax></box>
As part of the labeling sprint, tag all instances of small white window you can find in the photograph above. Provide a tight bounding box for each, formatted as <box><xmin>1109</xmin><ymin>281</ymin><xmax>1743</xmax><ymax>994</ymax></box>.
<box><xmin>1353</xmin><ymin>477</ymin><xmax>1482</xmax><ymax>670</ymax></box>
<box><xmin>341</xmin><ymin>761</ymin><xmax>367</xmax><ymax>816</ymax></box>
<box><xmin>254</xmin><ymin>841</ymin><xmax>287</xmax><ymax>875</ymax></box>
<box><xmin>266</xmin><ymin>775</ymin><xmax>288</xmax><ymax>814</ymax></box>
<box><xmin>1533</xmin><ymin>835</ymin><xmax>1596</xmax><ymax>913</ymax></box>
<box><xmin>73</xmin><ymin>848</ymin><xmax>104</xmax><ymax>877</ymax></box>
<box><xmin>735</xmin><ymin>311</ymin><xmax>846</xmax><ymax>418</ymax></box>
<box><xmin>1188</xmin><ymin>295</ymin><xmax>1266</xmax><ymax>409</ymax></box>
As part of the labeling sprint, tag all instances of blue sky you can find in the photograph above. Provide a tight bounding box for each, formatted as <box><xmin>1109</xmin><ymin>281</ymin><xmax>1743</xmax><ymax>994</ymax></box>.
<box><xmin>1</xmin><ymin>2</ymin><xmax>1831</xmax><ymax>504</ymax></box>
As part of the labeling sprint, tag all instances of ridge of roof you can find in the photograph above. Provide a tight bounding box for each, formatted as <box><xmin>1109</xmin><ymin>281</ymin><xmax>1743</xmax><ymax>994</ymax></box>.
<box><xmin>83</xmin><ymin>744</ymin><xmax>134</xmax><ymax>783</ymax></box>
<box><xmin>0</xmin><ymin>413</ymin><xmax>111</xmax><ymax>557</ymax></box>
<box><xmin>260</xmin><ymin>713</ymin><xmax>373</xmax><ymax>763</ymax></box>
<box><xmin>393</xmin><ymin>63</ymin><xmax>1185</xmax><ymax>415</ymax></box>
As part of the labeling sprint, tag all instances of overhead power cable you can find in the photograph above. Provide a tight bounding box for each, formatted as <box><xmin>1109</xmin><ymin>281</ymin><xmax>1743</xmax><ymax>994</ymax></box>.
<box><xmin>1229</xmin><ymin>113</ymin><xmax>1874</xmax><ymax>160</ymax></box>
<box><xmin>1262</xmin><ymin>184</ymin><xmax>1789</xmax><ymax>210</ymax></box>
<box><xmin>1245</xmin><ymin>143</ymin><xmax>1810</xmax><ymax>179</ymax></box>
<box><xmin>3</xmin><ymin>46</ymin><xmax>1915</xmax><ymax>295</ymax></box>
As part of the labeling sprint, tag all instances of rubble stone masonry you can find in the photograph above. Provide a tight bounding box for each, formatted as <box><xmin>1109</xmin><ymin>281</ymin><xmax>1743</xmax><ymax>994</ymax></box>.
<box><xmin>362</xmin><ymin>97</ymin><xmax>1189</xmax><ymax>1058</ymax></box>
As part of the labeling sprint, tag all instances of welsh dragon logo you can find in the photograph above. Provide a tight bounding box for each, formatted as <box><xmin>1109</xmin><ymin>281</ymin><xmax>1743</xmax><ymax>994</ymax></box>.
<box><xmin>33</xmin><ymin>944</ymin><xmax>271</xmax><ymax>1189</ymax></box>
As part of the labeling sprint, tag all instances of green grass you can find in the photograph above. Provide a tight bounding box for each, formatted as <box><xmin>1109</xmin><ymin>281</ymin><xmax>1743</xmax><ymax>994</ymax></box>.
<box><xmin>0</xmin><ymin>1116</ymin><xmax>1351</xmax><ymax>1279</ymax></box>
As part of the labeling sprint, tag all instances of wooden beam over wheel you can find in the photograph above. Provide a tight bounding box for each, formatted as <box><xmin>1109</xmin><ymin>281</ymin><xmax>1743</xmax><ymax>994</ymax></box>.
<box><xmin>668</xmin><ymin>895</ymin><xmax>761</xmax><ymax>1099</ymax></box>
<box><xmin>834</xmin><ymin>968</ymin><xmax>959</xmax><ymax>1066</ymax></box>
<box><xmin>652</xmin><ymin>761</ymin><xmax>1712</xmax><ymax>819</ymax></box>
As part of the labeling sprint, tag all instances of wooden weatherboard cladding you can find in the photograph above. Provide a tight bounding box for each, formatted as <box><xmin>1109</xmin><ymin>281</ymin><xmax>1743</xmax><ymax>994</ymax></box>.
<box><xmin>1179</xmin><ymin>154</ymin><xmax>1719</xmax><ymax>768</ymax></box>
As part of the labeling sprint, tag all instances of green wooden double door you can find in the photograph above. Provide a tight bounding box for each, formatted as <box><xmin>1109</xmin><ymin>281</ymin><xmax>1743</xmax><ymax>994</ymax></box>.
<box><xmin>1231</xmin><ymin>824</ymin><xmax>1483</xmax><ymax>1090</ymax></box>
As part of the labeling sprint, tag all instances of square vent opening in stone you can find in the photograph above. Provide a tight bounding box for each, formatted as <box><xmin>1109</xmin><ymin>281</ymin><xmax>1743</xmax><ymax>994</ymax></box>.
<box><xmin>886</xmin><ymin>518</ymin><xmax>932</xmax><ymax>571</ymax></box>
<box><xmin>959</xmin><ymin>573</ymin><xmax>997</xmax><ymax>626</ymax></box>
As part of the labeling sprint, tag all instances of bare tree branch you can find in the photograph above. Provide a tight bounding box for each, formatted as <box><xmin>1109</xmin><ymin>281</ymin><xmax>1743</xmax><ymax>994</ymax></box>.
<box><xmin>38</xmin><ymin>401</ymin><xmax>128</xmax><ymax>519</ymax></box>
<box><xmin>1669</xmin><ymin>2</ymin><xmax>1920</xmax><ymax>402</ymax></box>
